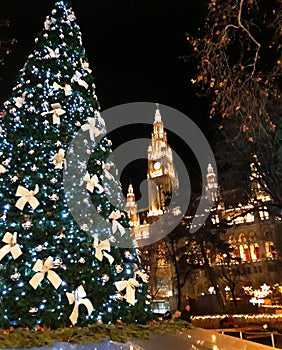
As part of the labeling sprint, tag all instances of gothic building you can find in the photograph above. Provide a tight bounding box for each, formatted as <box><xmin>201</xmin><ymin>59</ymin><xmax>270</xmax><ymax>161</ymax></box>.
<box><xmin>126</xmin><ymin>105</ymin><xmax>282</xmax><ymax>313</ymax></box>
<box><xmin>184</xmin><ymin>163</ymin><xmax>282</xmax><ymax>306</ymax></box>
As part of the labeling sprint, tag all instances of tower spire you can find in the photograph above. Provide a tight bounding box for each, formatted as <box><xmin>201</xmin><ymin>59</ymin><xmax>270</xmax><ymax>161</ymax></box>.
<box><xmin>155</xmin><ymin>102</ymin><xmax>162</xmax><ymax>122</ymax></box>
<box><xmin>126</xmin><ymin>183</ymin><xmax>140</xmax><ymax>227</ymax></box>
<box><xmin>147</xmin><ymin>106</ymin><xmax>179</xmax><ymax>218</ymax></box>
<box><xmin>205</xmin><ymin>163</ymin><xmax>219</xmax><ymax>202</ymax></box>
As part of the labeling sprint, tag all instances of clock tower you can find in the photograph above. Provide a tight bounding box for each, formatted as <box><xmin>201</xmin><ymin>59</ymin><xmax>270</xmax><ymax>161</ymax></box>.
<box><xmin>147</xmin><ymin>104</ymin><xmax>178</xmax><ymax>218</ymax></box>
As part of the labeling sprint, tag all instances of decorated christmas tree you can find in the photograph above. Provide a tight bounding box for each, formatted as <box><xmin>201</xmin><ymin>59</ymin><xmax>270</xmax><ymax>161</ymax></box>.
<box><xmin>0</xmin><ymin>0</ymin><xmax>152</xmax><ymax>329</ymax></box>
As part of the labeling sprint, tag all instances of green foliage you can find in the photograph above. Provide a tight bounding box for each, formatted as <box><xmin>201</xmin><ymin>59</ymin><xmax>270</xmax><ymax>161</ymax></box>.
<box><xmin>0</xmin><ymin>321</ymin><xmax>193</xmax><ymax>349</ymax></box>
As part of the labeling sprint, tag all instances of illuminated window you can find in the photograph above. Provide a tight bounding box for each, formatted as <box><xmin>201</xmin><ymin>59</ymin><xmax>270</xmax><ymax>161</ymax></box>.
<box><xmin>265</xmin><ymin>241</ymin><xmax>276</xmax><ymax>259</ymax></box>
<box><xmin>244</xmin><ymin>245</ymin><xmax>250</xmax><ymax>262</ymax></box>
<box><xmin>250</xmin><ymin>244</ymin><xmax>256</xmax><ymax>261</ymax></box>
<box><xmin>240</xmin><ymin>244</ymin><xmax>250</xmax><ymax>262</ymax></box>
<box><xmin>233</xmin><ymin>247</ymin><xmax>240</xmax><ymax>259</ymax></box>
<box><xmin>254</xmin><ymin>245</ymin><xmax>260</xmax><ymax>260</ymax></box>
<box><xmin>245</xmin><ymin>213</ymin><xmax>254</xmax><ymax>222</ymax></box>
<box><xmin>238</xmin><ymin>234</ymin><xmax>249</xmax><ymax>262</ymax></box>
<box><xmin>211</xmin><ymin>214</ymin><xmax>220</xmax><ymax>224</ymax></box>
<box><xmin>238</xmin><ymin>233</ymin><xmax>245</xmax><ymax>243</ymax></box>
<box><xmin>234</xmin><ymin>216</ymin><xmax>244</xmax><ymax>224</ymax></box>
<box><xmin>248</xmin><ymin>232</ymin><xmax>260</xmax><ymax>261</ymax></box>
<box><xmin>259</xmin><ymin>207</ymin><xmax>269</xmax><ymax>220</ymax></box>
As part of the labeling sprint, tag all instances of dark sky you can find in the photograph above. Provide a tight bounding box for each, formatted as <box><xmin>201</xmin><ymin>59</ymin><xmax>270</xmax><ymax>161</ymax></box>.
<box><xmin>0</xmin><ymin>0</ymin><xmax>211</xmax><ymax>198</ymax></box>
<box><xmin>0</xmin><ymin>0</ymin><xmax>207</xmax><ymax>112</ymax></box>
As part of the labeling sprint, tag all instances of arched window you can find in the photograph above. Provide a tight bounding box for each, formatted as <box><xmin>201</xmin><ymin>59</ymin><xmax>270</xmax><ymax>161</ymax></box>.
<box><xmin>238</xmin><ymin>233</ymin><xmax>245</xmax><ymax>244</ymax></box>
<box><xmin>265</xmin><ymin>241</ymin><xmax>276</xmax><ymax>259</ymax></box>
<box><xmin>239</xmin><ymin>244</ymin><xmax>246</xmax><ymax>261</ymax></box>
<box><xmin>239</xmin><ymin>243</ymin><xmax>251</xmax><ymax>262</ymax></box>
<box><xmin>249</xmin><ymin>232</ymin><xmax>260</xmax><ymax>261</ymax></box>
<box><xmin>233</xmin><ymin>247</ymin><xmax>240</xmax><ymax>259</ymax></box>
<box><xmin>244</xmin><ymin>244</ymin><xmax>251</xmax><ymax>262</ymax></box>
<box><xmin>254</xmin><ymin>244</ymin><xmax>260</xmax><ymax>260</ymax></box>
<box><xmin>259</xmin><ymin>206</ymin><xmax>270</xmax><ymax>220</ymax></box>
<box><xmin>228</xmin><ymin>235</ymin><xmax>239</xmax><ymax>260</ymax></box>
<box><xmin>264</xmin><ymin>231</ymin><xmax>276</xmax><ymax>260</ymax></box>
<box><xmin>238</xmin><ymin>233</ymin><xmax>250</xmax><ymax>261</ymax></box>
<box><xmin>265</xmin><ymin>231</ymin><xmax>271</xmax><ymax>241</ymax></box>
<box><xmin>250</xmin><ymin>243</ymin><xmax>260</xmax><ymax>261</ymax></box>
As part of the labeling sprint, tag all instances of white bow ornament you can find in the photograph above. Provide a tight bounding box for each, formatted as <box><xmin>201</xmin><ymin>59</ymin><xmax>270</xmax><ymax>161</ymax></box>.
<box><xmin>29</xmin><ymin>256</ymin><xmax>62</xmax><ymax>290</ymax></box>
<box><xmin>67</xmin><ymin>13</ymin><xmax>76</xmax><ymax>22</ymax></box>
<box><xmin>0</xmin><ymin>232</ymin><xmax>22</xmax><ymax>261</ymax></box>
<box><xmin>81</xmin><ymin>60</ymin><xmax>92</xmax><ymax>73</ymax></box>
<box><xmin>66</xmin><ymin>285</ymin><xmax>94</xmax><ymax>325</ymax></box>
<box><xmin>93</xmin><ymin>237</ymin><xmax>114</xmax><ymax>264</ymax></box>
<box><xmin>53</xmin><ymin>82</ymin><xmax>72</xmax><ymax>96</ymax></box>
<box><xmin>44</xmin><ymin>17</ymin><xmax>56</xmax><ymax>30</ymax></box>
<box><xmin>13</xmin><ymin>93</ymin><xmax>26</xmax><ymax>108</ymax></box>
<box><xmin>115</xmin><ymin>278</ymin><xmax>140</xmax><ymax>305</ymax></box>
<box><xmin>51</xmin><ymin>148</ymin><xmax>66</xmax><ymax>169</ymax></box>
<box><xmin>84</xmin><ymin>172</ymin><xmax>104</xmax><ymax>193</ymax></box>
<box><xmin>135</xmin><ymin>270</ymin><xmax>149</xmax><ymax>283</ymax></box>
<box><xmin>45</xmin><ymin>47</ymin><xmax>60</xmax><ymax>59</ymax></box>
<box><xmin>44</xmin><ymin>18</ymin><xmax>52</xmax><ymax>30</ymax></box>
<box><xmin>109</xmin><ymin>210</ymin><xmax>126</xmax><ymax>236</ymax></box>
<box><xmin>0</xmin><ymin>165</ymin><xmax>6</xmax><ymax>174</ymax></box>
<box><xmin>102</xmin><ymin>161</ymin><xmax>114</xmax><ymax>180</ymax></box>
<box><xmin>81</xmin><ymin>117</ymin><xmax>102</xmax><ymax>141</ymax></box>
<box><xmin>41</xmin><ymin>102</ymin><xmax>66</xmax><ymax>125</ymax></box>
<box><xmin>15</xmin><ymin>184</ymin><xmax>40</xmax><ymax>210</ymax></box>
<box><xmin>71</xmin><ymin>71</ymin><xmax>88</xmax><ymax>89</ymax></box>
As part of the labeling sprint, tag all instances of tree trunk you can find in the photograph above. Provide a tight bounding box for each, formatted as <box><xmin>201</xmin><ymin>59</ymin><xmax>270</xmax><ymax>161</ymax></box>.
<box><xmin>169</xmin><ymin>237</ymin><xmax>182</xmax><ymax>311</ymax></box>
<box><xmin>200</xmin><ymin>240</ymin><xmax>225</xmax><ymax>312</ymax></box>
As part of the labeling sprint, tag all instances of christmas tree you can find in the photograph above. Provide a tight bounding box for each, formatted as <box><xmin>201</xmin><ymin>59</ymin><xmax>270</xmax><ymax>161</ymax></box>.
<box><xmin>0</xmin><ymin>0</ymin><xmax>151</xmax><ymax>329</ymax></box>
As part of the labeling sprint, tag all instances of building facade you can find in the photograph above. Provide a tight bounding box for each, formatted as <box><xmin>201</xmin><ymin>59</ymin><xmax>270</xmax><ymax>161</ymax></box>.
<box><xmin>126</xmin><ymin>106</ymin><xmax>282</xmax><ymax>313</ymax></box>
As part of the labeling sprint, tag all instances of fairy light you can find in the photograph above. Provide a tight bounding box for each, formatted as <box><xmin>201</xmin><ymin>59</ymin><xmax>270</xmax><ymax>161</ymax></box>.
<box><xmin>243</xmin><ymin>283</ymin><xmax>272</xmax><ymax>306</ymax></box>
<box><xmin>193</xmin><ymin>314</ymin><xmax>282</xmax><ymax>323</ymax></box>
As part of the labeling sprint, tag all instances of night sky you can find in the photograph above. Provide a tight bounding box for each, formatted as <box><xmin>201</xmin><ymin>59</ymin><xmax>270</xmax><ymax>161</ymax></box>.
<box><xmin>0</xmin><ymin>0</ymin><xmax>212</xmax><ymax>198</ymax></box>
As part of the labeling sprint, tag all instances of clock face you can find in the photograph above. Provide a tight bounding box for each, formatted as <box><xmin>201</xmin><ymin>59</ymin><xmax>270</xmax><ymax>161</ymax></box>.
<box><xmin>154</xmin><ymin>161</ymin><xmax>161</xmax><ymax>170</ymax></box>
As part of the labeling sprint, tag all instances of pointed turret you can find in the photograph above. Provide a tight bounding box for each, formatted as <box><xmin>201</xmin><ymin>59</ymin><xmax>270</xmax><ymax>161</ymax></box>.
<box><xmin>205</xmin><ymin>163</ymin><xmax>219</xmax><ymax>202</ymax></box>
<box><xmin>125</xmin><ymin>183</ymin><xmax>140</xmax><ymax>227</ymax></box>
